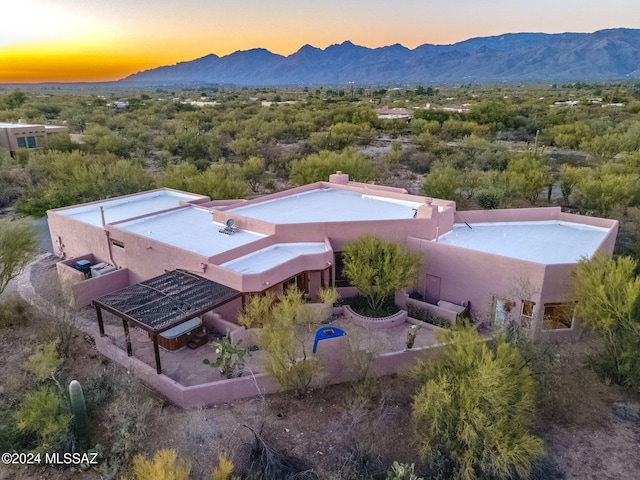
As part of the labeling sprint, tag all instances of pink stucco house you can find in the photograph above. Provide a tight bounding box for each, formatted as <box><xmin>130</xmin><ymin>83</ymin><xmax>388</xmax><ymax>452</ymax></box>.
<box><xmin>48</xmin><ymin>171</ymin><xmax>618</xmax><ymax>344</ymax></box>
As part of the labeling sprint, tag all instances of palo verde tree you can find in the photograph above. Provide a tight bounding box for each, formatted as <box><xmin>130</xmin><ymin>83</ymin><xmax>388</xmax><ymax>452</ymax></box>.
<box><xmin>573</xmin><ymin>251</ymin><xmax>640</xmax><ymax>390</ymax></box>
<box><xmin>411</xmin><ymin>327</ymin><xmax>544</xmax><ymax>480</ymax></box>
<box><xmin>0</xmin><ymin>219</ymin><xmax>38</xmax><ymax>297</ymax></box>
<box><xmin>253</xmin><ymin>287</ymin><xmax>326</xmax><ymax>398</ymax></box>
<box><xmin>342</xmin><ymin>235</ymin><xmax>422</xmax><ymax>315</ymax></box>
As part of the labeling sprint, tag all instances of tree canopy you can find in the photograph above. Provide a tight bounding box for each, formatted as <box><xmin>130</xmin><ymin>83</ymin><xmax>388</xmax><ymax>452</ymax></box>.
<box><xmin>342</xmin><ymin>235</ymin><xmax>421</xmax><ymax>314</ymax></box>
<box><xmin>0</xmin><ymin>219</ymin><xmax>38</xmax><ymax>296</ymax></box>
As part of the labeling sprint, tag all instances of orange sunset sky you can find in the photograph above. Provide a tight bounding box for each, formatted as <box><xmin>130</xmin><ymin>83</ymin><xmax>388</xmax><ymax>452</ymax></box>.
<box><xmin>1</xmin><ymin>0</ymin><xmax>639</xmax><ymax>83</ymax></box>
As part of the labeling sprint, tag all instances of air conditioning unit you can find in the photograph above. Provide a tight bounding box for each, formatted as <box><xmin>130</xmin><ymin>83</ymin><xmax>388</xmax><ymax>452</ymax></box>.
<box><xmin>90</xmin><ymin>262</ymin><xmax>115</xmax><ymax>278</ymax></box>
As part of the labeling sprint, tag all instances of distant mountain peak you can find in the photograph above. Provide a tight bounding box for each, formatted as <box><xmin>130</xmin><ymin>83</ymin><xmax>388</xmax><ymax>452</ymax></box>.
<box><xmin>122</xmin><ymin>28</ymin><xmax>640</xmax><ymax>85</ymax></box>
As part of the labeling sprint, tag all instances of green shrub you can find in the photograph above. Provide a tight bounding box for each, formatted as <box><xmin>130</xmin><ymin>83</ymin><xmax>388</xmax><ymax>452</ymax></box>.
<box><xmin>258</xmin><ymin>287</ymin><xmax>323</xmax><ymax>398</ymax></box>
<box><xmin>0</xmin><ymin>297</ymin><xmax>31</xmax><ymax>328</ymax></box>
<box><xmin>476</xmin><ymin>189</ymin><xmax>501</xmax><ymax>209</ymax></box>
<box><xmin>573</xmin><ymin>252</ymin><xmax>640</xmax><ymax>390</ymax></box>
<box><xmin>238</xmin><ymin>291</ymin><xmax>276</xmax><ymax>329</ymax></box>
<box><xmin>129</xmin><ymin>449</ymin><xmax>190</xmax><ymax>480</ymax></box>
<box><xmin>23</xmin><ymin>339</ymin><xmax>63</xmax><ymax>382</ymax></box>
<box><xmin>14</xmin><ymin>385</ymin><xmax>71</xmax><ymax>452</ymax></box>
<box><xmin>411</xmin><ymin>328</ymin><xmax>544</xmax><ymax>480</ymax></box>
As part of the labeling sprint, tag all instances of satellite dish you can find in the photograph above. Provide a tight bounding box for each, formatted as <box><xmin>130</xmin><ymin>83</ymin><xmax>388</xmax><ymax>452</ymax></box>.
<box><xmin>226</xmin><ymin>218</ymin><xmax>234</xmax><ymax>228</ymax></box>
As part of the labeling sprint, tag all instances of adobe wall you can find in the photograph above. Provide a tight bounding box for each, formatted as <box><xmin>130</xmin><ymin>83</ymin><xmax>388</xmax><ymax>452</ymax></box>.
<box><xmin>93</xmin><ymin>324</ymin><xmax>443</xmax><ymax>409</ymax></box>
<box><xmin>409</xmin><ymin>238</ymin><xmax>547</xmax><ymax>325</ymax></box>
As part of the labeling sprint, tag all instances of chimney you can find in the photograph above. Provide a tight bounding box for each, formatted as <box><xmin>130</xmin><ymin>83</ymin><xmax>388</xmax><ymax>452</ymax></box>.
<box><xmin>329</xmin><ymin>171</ymin><xmax>349</xmax><ymax>184</ymax></box>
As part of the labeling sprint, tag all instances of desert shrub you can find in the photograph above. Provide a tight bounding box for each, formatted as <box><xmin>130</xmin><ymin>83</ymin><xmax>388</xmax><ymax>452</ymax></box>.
<box><xmin>128</xmin><ymin>449</ymin><xmax>190</xmax><ymax>480</ymax></box>
<box><xmin>318</xmin><ymin>286</ymin><xmax>340</xmax><ymax>305</ymax></box>
<box><xmin>476</xmin><ymin>189</ymin><xmax>501</xmax><ymax>209</ymax></box>
<box><xmin>244</xmin><ymin>426</ymin><xmax>318</xmax><ymax>480</ymax></box>
<box><xmin>100</xmin><ymin>375</ymin><xmax>157</xmax><ymax>477</ymax></box>
<box><xmin>406</xmin><ymin>304</ymin><xmax>451</xmax><ymax>329</ymax></box>
<box><xmin>573</xmin><ymin>252</ymin><xmax>640</xmax><ymax>391</ymax></box>
<box><xmin>212</xmin><ymin>452</ymin><xmax>240</xmax><ymax>480</ymax></box>
<box><xmin>14</xmin><ymin>385</ymin><xmax>72</xmax><ymax>452</ymax></box>
<box><xmin>328</xmin><ymin>396</ymin><xmax>395</xmax><ymax>480</ymax></box>
<box><xmin>23</xmin><ymin>339</ymin><xmax>64</xmax><ymax>382</ymax></box>
<box><xmin>289</xmin><ymin>147</ymin><xmax>377</xmax><ymax>185</ymax></box>
<box><xmin>238</xmin><ymin>291</ymin><xmax>276</xmax><ymax>329</ymax></box>
<box><xmin>258</xmin><ymin>287</ymin><xmax>323</xmax><ymax>398</ymax></box>
<box><xmin>15</xmin><ymin>151</ymin><xmax>154</xmax><ymax>217</ymax></box>
<box><xmin>385</xmin><ymin>461</ymin><xmax>425</xmax><ymax>480</ymax></box>
<box><xmin>0</xmin><ymin>296</ymin><xmax>31</xmax><ymax>328</ymax></box>
<box><xmin>334</xmin><ymin>443</ymin><xmax>385</xmax><ymax>480</ymax></box>
<box><xmin>342</xmin><ymin>324</ymin><xmax>385</xmax><ymax>402</ymax></box>
<box><xmin>410</xmin><ymin>327</ymin><xmax>544</xmax><ymax>480</ymax></box>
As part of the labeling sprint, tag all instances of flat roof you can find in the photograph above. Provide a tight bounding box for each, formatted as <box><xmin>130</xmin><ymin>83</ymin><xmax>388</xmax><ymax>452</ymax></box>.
<box><xmin>228</xmin><ymin>188</ymin><xmax>422</xmax><ymax>224</ymax></box>
<box><xmin>0</xmin><ymin>122</ymin><xmax>42</xmax><ymax>128</ymax></box>
<box><xmin>116</xmin><ymin>206</ymin><xmax>265</xmax><ymax>256</ymax></box>
<box><xmin>52</xmin><ymin>190</ymin><xmax>204</xmax><ymax>227</ymax></box>
<box><xmin>437</xmin><ymin>221</ymin><xmax>609</xmax><ymax>264</ymax></box>
<box><xmin>221</xmin><ymin>242</ymin><xmax>327</xmax><ymax>274</ymax></box>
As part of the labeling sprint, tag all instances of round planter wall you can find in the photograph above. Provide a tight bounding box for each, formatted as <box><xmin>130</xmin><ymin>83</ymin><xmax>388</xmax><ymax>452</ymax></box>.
<box><xmin>343</xmin><ymin>305</ymin><xmax>408</xmax><ymax>329</ymax></box>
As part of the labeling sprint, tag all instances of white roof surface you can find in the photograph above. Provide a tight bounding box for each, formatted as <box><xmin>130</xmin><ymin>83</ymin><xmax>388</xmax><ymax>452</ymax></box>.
<box><xmin>116</xmin><ymin>206</ymin><xmax>265</xmax><ymax>257</ymax></box>
<box><xmin>54</xmin><ymin>190</ymin><xmax>203</xmax><ymax>227</ymax></box>
<box><xmin>438</xmin><ymin>221</ymin><xmax>609</xmax><ymax>264</ymax></box>
<box><xmin>221</xmin><ymin>242</ymin><xmax>327</xmax><ymax>274</ymax></box>
<box><xmin>228</xmin><ymin>188</ymin><xmax>422</xmax><ymax>224</ymax></box>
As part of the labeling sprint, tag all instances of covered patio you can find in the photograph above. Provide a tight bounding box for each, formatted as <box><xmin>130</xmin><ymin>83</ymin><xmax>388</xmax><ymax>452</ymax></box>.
<box><xmin>93</xmin><ymin>270</ymin><xmax>241</xmax><ymax>374</ymax></box>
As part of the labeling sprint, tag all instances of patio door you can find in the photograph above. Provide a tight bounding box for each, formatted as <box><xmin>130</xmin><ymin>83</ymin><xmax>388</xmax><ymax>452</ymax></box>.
<box><xmin>493</xmin><ymin>297</ymin><xmax>508</xmax><ymax>327</ymax></box>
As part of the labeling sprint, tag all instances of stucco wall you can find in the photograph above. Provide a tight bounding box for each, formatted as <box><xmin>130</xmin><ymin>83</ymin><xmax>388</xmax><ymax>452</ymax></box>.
<box><xmin>412</xmin><ymin>238</ymin><xmax>547</xmax><ymax>325</ymax></box>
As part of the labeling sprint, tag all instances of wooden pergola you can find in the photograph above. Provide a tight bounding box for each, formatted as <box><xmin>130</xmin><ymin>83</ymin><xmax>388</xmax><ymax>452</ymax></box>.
<box><xmin>93</xmin><ymin>270</ymin><xmax>241</xmax><ymax>374</ymax></box>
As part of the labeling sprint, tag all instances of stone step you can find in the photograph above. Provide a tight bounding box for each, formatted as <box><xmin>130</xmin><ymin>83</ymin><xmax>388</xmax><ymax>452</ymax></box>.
<box><xmin>187</xmin><ymin>333</ymin><xmax>209</xmax><ymax>349</ymax></box>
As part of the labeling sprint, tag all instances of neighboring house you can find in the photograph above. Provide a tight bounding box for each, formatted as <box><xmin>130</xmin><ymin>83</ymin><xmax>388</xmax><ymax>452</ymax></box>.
<box><xmin>424</xmin><ymin>103</ymin><xmax>471</xmax><ymax>113</ymax></box>
<box><xmin>0</xmin><ymin>121</ymin><xmax>69</xmax><ymax>156</ymax></box>
<box><xmin>47</xmin><ymin>172</ymin><xmax>618</xmax><ymax>339</ymax></box>
<box><xmin>375</xmin><ymin>107</ymin><xmax>414</xmax><ymax>120</ymax></box>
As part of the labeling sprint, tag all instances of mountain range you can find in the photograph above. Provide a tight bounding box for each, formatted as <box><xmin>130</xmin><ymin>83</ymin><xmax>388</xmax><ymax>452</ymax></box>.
<box><xmin>123</xmin><ymin>29</ymin><xmax>640</xmax><ymax>85</ymax></box>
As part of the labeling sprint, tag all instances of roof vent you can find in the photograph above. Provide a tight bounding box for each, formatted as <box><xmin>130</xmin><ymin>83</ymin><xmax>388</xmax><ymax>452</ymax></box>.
<box><xmin>219</xmin><ymin>218</ymin><xmax>239</xmax><ymax>235</ymax></box>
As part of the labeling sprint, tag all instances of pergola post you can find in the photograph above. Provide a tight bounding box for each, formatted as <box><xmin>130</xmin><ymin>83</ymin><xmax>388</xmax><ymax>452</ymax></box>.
<box><xmin>122</xmin><ymin>319</ymin><xmax>132</xmax><ymax>356</ymax></box>
<box><xmin>151</xmin><ymin>333</ymin><xmax>162</xmax><ymax>374</ymax></box>
<box><xmin>95</xmin><ymin>304</ymin><xmax>105</xmax><ymax>336</ymax></box>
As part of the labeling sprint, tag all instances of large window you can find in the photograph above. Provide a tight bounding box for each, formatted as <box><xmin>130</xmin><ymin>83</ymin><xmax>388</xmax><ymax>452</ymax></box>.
<box><xmin>16</xmin><ymin>136</ymin><xmax>37</xmax><ymax>149</ymax></box>
<box><xmin>543</xmin><ymin>303</ymin><xmax>574</xmax><ymax>330</ymax></box>
<box><xmin>334</xmin><ymin>252</ymin><xmax>352</xmax><ymax>287</ymax></box>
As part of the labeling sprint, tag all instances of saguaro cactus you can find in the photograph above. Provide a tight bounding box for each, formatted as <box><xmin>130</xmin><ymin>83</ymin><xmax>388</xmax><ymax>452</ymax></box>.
<box><xmin>68</xmin><ymin>379</ymin><xmax>90</xmax><ymax>451</ymax></box>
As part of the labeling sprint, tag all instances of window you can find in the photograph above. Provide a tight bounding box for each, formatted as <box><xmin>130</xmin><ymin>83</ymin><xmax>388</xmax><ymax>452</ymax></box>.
<box><xmin>334</xmin><ymin>252</ymin><xmax>352</xmax><ymax>287</ymax></box>
<box><xmin>16</xmin><ymin>137</ymin><xmax>26</xmax><ymax>148</ymax></box>
<box><xmin>520</xmin><ymin>300</ymin><xmax>535</xmax><ymax>327</ymax></box>
<box><xmin>26</xmin><ymin>136</ymin><xmax>36</xmax><ymax>148</ymax></box>
<box><xmin>283</xmin><ymin>272</ymin><xmax>309</xmax><ymax>295</ymax></box>
<box><xmin>543</xmin><ymin>303</ymin><xmax>574</xmax><ymax>330</ymax></box>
